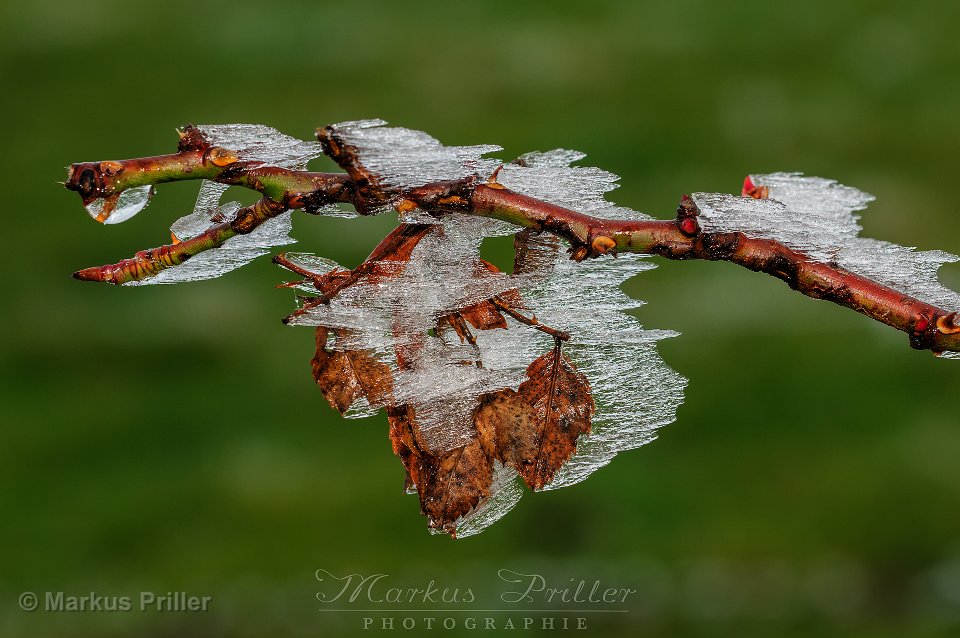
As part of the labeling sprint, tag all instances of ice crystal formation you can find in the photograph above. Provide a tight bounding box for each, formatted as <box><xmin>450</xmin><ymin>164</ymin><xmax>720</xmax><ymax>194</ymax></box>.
<box><xmin>66</xmin><ymin>121</ymin><xmax>960</xmax><ymax>536</ymax></box>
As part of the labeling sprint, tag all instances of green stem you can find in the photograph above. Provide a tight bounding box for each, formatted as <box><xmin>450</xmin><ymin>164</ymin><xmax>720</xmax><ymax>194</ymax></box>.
<box><xmin>73</xmin><ymin>198</ymin><xmax>288</xmax><ymax>284</ymax></box>
<box><xmin>65</xmin><ymin>133</ymin><xmax>960</xmax><ymax>354</ymax></box>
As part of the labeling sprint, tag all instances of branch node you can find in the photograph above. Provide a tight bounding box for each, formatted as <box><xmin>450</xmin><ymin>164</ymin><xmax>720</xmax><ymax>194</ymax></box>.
<box><xmin>591</xmin><ymin>235</ymin><xmax>617</xmax><ymax>255</ymax></box>
<box><xmin>936</xmin><ymin>312</ymin><xmax>960</xmax><ymax>335</ymax></box>
<box><xmin>742</xmin><ymin>175</ymin><xmax>769</xmax><ymax>199</ymax></box>
<box><xmin>485</xmin><ymin>165</ymin><xmax>506</xmax><ymax>189</ymax></box>
<box><xmin>396</xmin><ymin>199</ymin><xmax>419</xmax><ymax>214</ymax></box>
<box><xmin>177</xmin><ymin>124</ymin><xmax>210</xmax><ymax>152</ymax></box>
<box><xmin>677</xmin><ymin>194</ymin><xmax>701</xmax><ymax>236</ymax></box>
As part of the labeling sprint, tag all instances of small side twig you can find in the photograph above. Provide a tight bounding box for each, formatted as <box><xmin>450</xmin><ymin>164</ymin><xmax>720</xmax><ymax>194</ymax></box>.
<box><xmin>491</xmin><ymin>296</ymin><xmax>570</xmax><ymax>342</ymax></box>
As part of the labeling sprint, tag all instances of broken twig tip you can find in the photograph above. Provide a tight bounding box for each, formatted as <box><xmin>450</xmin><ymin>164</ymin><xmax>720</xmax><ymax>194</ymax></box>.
<box><xmin>72</xmin><ymin>267</ymin><xmax>104</xmax><ymax>282</ymax></box>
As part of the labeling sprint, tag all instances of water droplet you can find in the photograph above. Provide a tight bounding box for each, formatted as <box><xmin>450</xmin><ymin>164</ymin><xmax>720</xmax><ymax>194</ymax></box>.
<box><xmin>84</xmin><ymin>185</ymin><xmax>154</xmax><ymax>224</ymax></box>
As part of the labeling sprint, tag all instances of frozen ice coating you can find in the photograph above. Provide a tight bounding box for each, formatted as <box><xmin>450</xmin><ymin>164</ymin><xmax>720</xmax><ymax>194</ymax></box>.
<box><xmin>693</xmin><ymin>173</ymin><xmax>872</xmax><ymax>262</ymax></box>
<box><xmin>839</xmin><ymin>239</ymin><xmax>960</xmax><ymax>313</ymax></box>
<box><xmin>328</xmin><ymin>119</ymin><xmax>503</xmax><ymax>189</ymax></box>
<box><xmin>194</xmin><ymin>180</ymin><xmax>230</xmax><ymax>217</ymax></box>
<box><xmin>197</xmin><ymin>123</ymin><xmax>324</xmax><ymax>170</ymax></box>
<box><xmin>282</xmin><ymin>146</ymin><xmax>686</xmax><ymax>535</ymax></box>
<box><xmin>497</xmin><ymin>150</ymin><xmax>651</xmax><ymax>221</ymax></box>
<box><xmin>443</xmin><ymin>464</ymin><xmax>525</xmax><ymax>539</ymax></box>
<box><xmin>693</xmin><ymin>172</ymin><xmax>960</xmax><ymax>314</ymax></box>
<box><xmin>290</xmin><ymin>215</ymin><xmax>532</xmax><ymax>440</ymax></box>
<box><xmin>125</xmin><ymin>211</ymin><xmax>295</xmax><ymax>286</ymax></box>
<box><xmin>281</xmin><ymin>252</ymin><xmax>343</xmax><ymax>278</ymax></box>
<box><xmin>287</xmin><ymin>215</ymin><xmax>685</xmax><ymax>530</ymax></box>
<box><xmin>84</xmin><ymin>185</ymin><xmax>154</xmax><ymax>224</ymax></box>
<box><xmin>170</xmin><ymin>184</ymin><xmax>235</xmax><ymax>241</ymax></box>
<box><xmin>511</xmin><ymin>237</ymin><xmax>686</xmax><ymax>490</ymax></box>
<box><xmin>274</xmin><ymin>134</ymin><xmax>687</xmax><ymax>534</ymax></box>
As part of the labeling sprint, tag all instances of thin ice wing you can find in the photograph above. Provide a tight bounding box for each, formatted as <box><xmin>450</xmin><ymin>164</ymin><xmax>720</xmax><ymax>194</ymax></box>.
<box><xmin>497</xmin><ymin>150</ymin><xmax>651</xmax><ymax>221</ymax></box>
<box><xmin>501</xmin><ymin>236</ymin><xmax>686</xmax><ymax>490</ymax></box>
<box><xmin>197</xmin><ymin>123</ymin><xmax>324</xmax><ymax>170</ymax></box>
<box><xmin>170</xmin><ymin>182</ymin><xmax>232</xmax><ymax>242</ymax></box>
<box><xmin>284</xmin><ymin>136</ymin><xmax>686</xmax><ymax>535</ymax></box>
<box><xmin>289</xmin><ymin>217</ymin><xmax>527</xmax><ymax>441</ymax></box>
<box><xmin>126</xmin><ymin>209</ymin><xmax>295</xmax><ymax>286</ymax></box>
<box><xmin>439</xmin><ymin>463</ymin><xmax>525</xmax><ymax>539</ymax></box>
<box><xmin>326</xmin><ymin>119</ymin><xmax>503</xmax><ymax>190</ymax></box>
<box><xmin>692</xmin><ymin>172</ymin><xmax>960</xmax><ymax>314</ymax></box>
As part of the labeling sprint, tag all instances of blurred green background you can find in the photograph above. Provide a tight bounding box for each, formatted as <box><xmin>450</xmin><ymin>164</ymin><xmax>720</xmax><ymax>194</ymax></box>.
<box><xmin>2</xmin><ymin>0</ymin><xmax>959</xmax><ymax>636</ymax></box>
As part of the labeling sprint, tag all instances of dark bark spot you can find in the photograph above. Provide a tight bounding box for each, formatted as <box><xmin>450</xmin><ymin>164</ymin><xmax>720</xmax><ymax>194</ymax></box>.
<box><xmin>765</xmin><ymin>254</ymin><xmax>800</xmax><ymax>288</ymax></box>
<box><xmin>76</xmin><ymin>168</ymin><xmax>98</xmax><ymax>199</ymax></box>
<box><xmin>697</xmin><ymin>232</ymin><xmax>740</xmax><ymax>260</ymax></box>
<box><xmin>909</xmin><ymin>330</ymin><xmax>936</xmax><ymax>350</ymax></box>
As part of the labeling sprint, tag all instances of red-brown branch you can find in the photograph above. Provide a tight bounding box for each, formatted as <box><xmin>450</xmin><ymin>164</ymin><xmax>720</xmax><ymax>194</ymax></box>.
<box><xmin>65</xmin><ymin>129</ymin><xmax>960</xmax><ymax>354</ymax></box>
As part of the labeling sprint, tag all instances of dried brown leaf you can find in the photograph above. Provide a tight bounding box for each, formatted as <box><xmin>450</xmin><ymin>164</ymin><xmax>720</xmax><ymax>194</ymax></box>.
<box><xmin>300</xmin><ymin>224</ymin><xmax>438</xmax><ymax>412</ymax></box>
<box><xmin>418</xmin><ymin>439</ymin><xmax>494</xmax><ymax>536</ymax></box>
<box><xmin>474</xmin><ymin>345</ymin><xmax>594</xmax><ymax>490</ymax></box>
<box><xmin>513</xmin><ymin>229</ymin><xmax>561</xmax><ymax>276</ymax></box>
<box><xmin>445</xmin><ymin>259</ymin><xmax>520</xmax><ymax>333</ymax></box>
<box><xmin>388</xmin><ymin>405</ymin><xmax>495</xmax><ymax>536</ymax></box>
<box><xmin>311</xmin><ymin>327</ymin><xmax>393</xmax><ymax>414</ymax></box>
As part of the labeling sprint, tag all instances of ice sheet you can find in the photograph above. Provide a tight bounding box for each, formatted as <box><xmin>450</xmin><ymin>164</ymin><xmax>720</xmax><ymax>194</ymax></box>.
<box><xmin>326</xmin><ymin>119</ymin><xmax>502</xmax><ymax>189</ymax></box>
<box><xmin>126</xmin><ymin>211</ymin><xmax>295</xmax><ymax>286</ymax></box>
<box><xmin>197</xmin><ymin>123</ymin><xmax>324</xmax><ymax>170</ymax></box>
<box><xmin>693</xmin><ymin>172</ymin><xmax>960</xmax><ymax>313</ymax></box>
<box><xmin>498</xmin><ymin>150</ymin><xmax>650</xmax><ymax>221</ymax></box>
<box><xmin>284</xmin><ymin>144</ymin><xmax>686</xmax><ymax>533</ymax></box>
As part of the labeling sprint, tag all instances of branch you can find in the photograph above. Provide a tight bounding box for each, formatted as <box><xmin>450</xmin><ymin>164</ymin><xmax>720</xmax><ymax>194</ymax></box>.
<box><xmin>470</xmin><ymin>187</ymin><xmax>960</xmax><ymax>353</ymax></box>
<box><xmin>65</xmin><ymin>127</ymin><xmax>960</xmax><ymax>354</ymax></box>
<box><xmin>72</xmin><ymin>197</ymin><xmax>289</xmax><ymax>284</ymax></box>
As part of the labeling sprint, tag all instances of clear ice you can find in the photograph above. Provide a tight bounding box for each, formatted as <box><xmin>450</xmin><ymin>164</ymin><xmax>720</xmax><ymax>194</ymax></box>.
<box><xmin>84</xmin><ymin>185</ymin><xmax>154</xmax><ymax>225</ymax></box>
<box><xmin>693</xmin><ymin>172</ymin><xmax>960</xmax><ymax>314</ymax></box>
<box><xmin>326</xmin><ymin>119</ymin><xmax>503</xmax><ymax>190</ymax></box>
<box><xmin>285</xmin><ymin>135</ymin><xmax>687</xmax><ymax>536</ymax></box>
<box><xmin>197</xmin><ymin>123</ymin><xmax>324</xmax><ymax>170</ymax></box>
<box><xmin>126</xmin><ymin>210</ymin><xmax>295</xmax><ymax>286</ymax></box>
<box><xmin>115</xmin><ymin>119</ymin><xmax>959</xmax><ymax>533</ymax></box>
<box><xmin>133</xmin><ymin>124</ymin><xmax>331</xmax><ymax>285</ymax></box>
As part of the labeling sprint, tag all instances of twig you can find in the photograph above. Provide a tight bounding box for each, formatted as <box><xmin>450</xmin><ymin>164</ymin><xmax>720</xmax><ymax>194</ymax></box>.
<box><xmin>65</xmin><ymin>127</ymin><xmax>960</xmax><ymax>354</ymax></box>
<box><xmin>490</xmin><ymin>297</ymin><xmax>570</xmax><ymax>342</ymax></box>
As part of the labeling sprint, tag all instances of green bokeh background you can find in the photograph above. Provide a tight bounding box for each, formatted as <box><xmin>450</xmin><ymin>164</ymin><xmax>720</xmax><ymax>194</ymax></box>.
<box><xmin>2</xmin><ymin>1</ymin><xmax>959</xmax><ymax>636</ymax></box>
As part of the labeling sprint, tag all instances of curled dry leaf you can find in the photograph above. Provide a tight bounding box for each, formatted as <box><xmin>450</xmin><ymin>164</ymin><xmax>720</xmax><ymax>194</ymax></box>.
<box><xmin>455</xmin><ymin>260</ymin><xmax>521</xmax><ymax>332</ymax></box>
<box><xmin>474</xmin><ymin>345</ymin><xmax>594</xmax><ymax>490</ymax></box>
<box><xmin>280</xmin><ymin>222</ymin><xmax>532</xmax><ymax>535</ymax></box>
<box><xmin>388</xmin><ymin>405</ymin><xmax>495</xmax><ymax>537</ymax></box>
<box><xmin>311</xmin><ymin>327</ymin><xmax>393</xmax><ymax>414</ymax></box>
